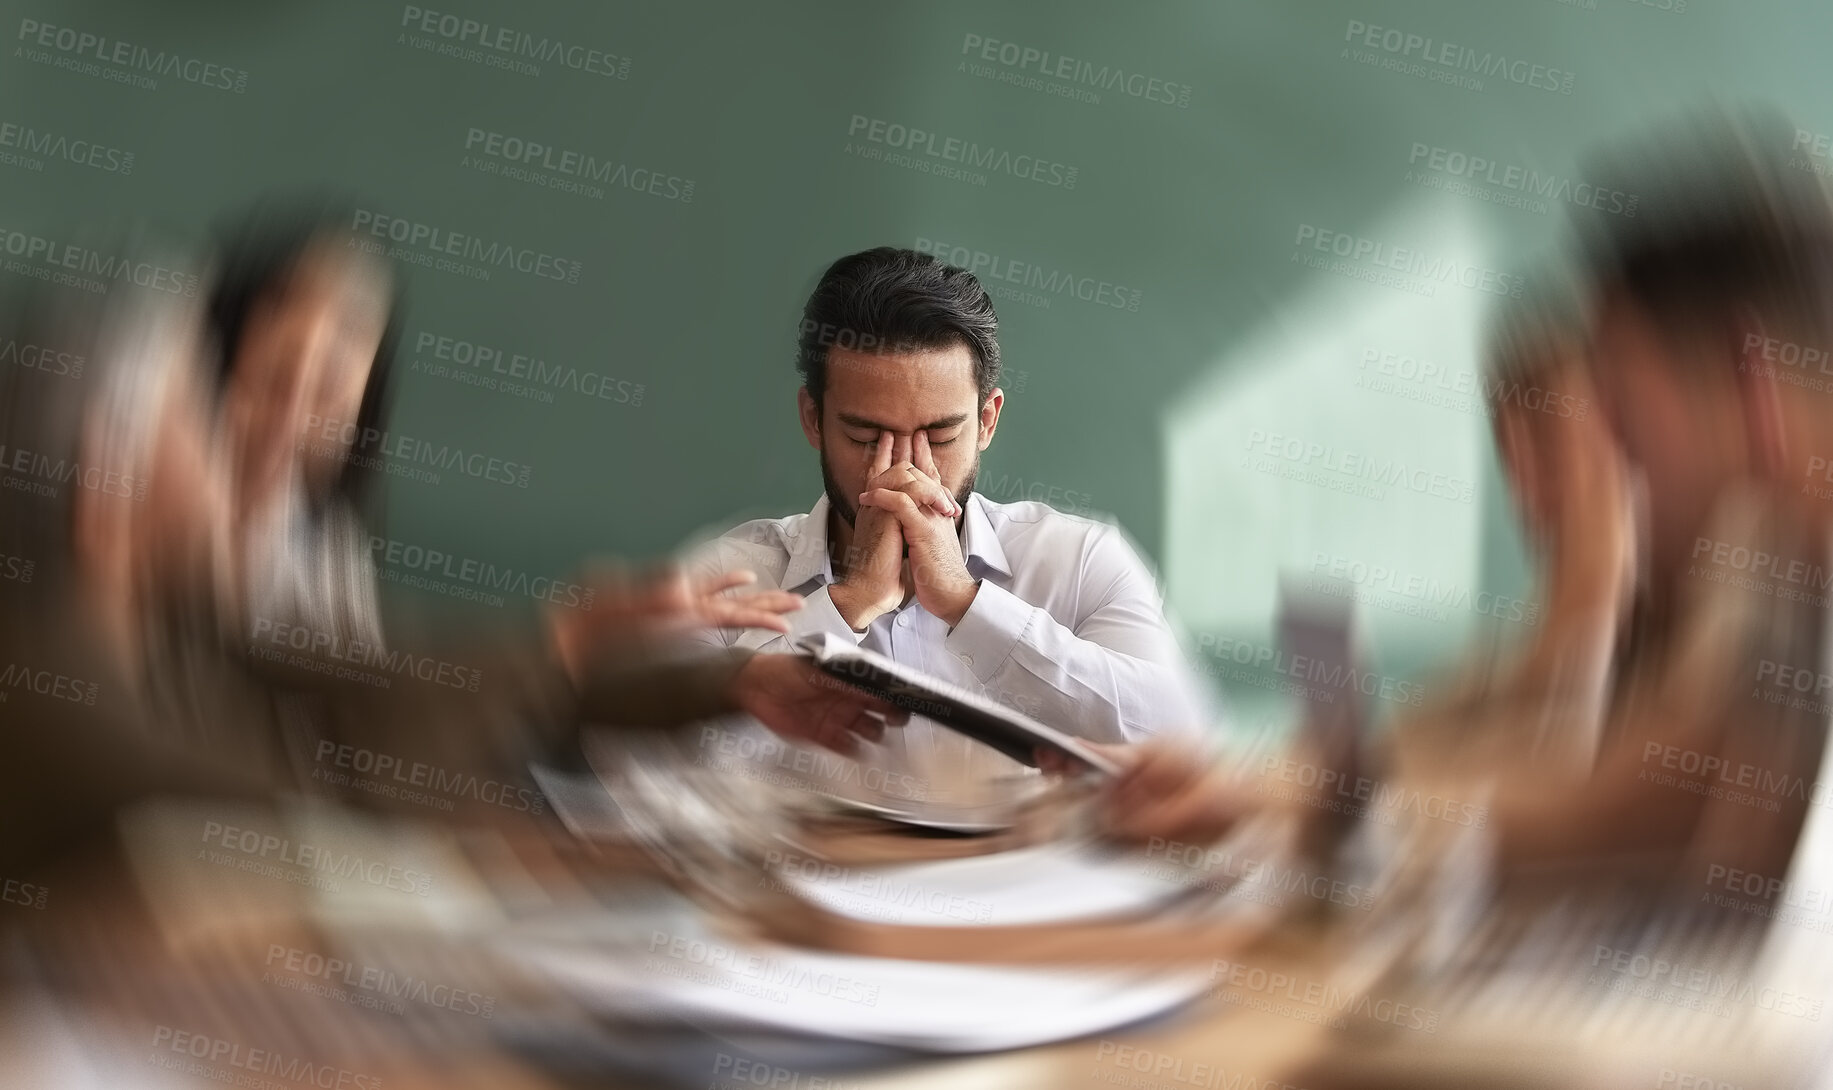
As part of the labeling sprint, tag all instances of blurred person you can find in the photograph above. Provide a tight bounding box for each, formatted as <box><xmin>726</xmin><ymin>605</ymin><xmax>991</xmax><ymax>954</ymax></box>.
<box><xmin>1384</xmin><ymin>298</ymin><xmax>1638</xmax><ymax>784</ymax></box>
<box><xmin>679</xmin><ymin>246</ymin><xmax>1209</xmax><ymax>811</ymax></box>
<box><xmin>1089</xmin><ymin>114</ymin><xmax>1833</xmax><ymax>873</ymax></box>
<box><xmin>1485</xmin><ymin>110</ymin><xmax>1833</xmax><ymax>883</ymax></box>
<box><xmin>0</xmin><ymin>211</ymin><xmax>898</xmax><ymax>875</ymax></box>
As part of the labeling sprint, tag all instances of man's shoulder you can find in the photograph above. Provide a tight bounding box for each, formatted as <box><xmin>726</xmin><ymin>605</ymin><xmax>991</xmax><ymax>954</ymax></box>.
<box><xmin>713</xmin><ymin>509</ymin><xmax>813</xmax><ymax>545</ymax></box>
<box><xmin>973</xmin><ymin>494</ymin><xmax>1155</xmax><ymax>580</ymax></box>
<box><xmin>682</xmin><ymin>509</ymin><xmax>812</xmax><ymax>577</ymax></box>
<box><xmin>976</xmin><ymin>494</ymin><xmax>1118</xmax><ymax>541</ymax></box>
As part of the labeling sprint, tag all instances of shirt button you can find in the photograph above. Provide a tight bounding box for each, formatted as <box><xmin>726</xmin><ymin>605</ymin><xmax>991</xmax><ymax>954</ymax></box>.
<box><xmin>958</xmin><ymin>653</ymin><xmax>973</xmax><ymax>667</ymax></box>
<box><xmin>897</xmin><ymin>613</ymin><xmax>910</xmax><ymax>627</ymax></box>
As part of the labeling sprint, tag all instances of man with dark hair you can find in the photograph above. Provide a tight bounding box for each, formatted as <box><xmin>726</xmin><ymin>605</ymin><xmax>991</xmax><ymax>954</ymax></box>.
<box><xmin>684</xmin><ymin>247</ymin><xmax>1207</xmax><ymax>811</ymax></box>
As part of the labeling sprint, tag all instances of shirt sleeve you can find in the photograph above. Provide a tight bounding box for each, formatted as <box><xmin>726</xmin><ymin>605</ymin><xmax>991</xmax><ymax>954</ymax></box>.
<box><xmin>942</xmin><ymin>524</ymin><xmax>1212</xmax><ymax>743</ymax></box>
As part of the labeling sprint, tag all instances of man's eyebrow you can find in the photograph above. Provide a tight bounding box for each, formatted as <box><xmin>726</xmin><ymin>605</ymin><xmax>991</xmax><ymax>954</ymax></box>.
<box><xmin>833</xmin><ymin>413</ymin><xmax>971</xmax><ymax>432</ymax></box>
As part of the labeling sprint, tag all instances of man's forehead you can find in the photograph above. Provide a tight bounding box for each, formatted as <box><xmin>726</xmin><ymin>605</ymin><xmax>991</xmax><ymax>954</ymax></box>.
<box><xmin>825</xmin><ymin>343</ymin><xmax>978</xmax><ymax>398</ymax></box>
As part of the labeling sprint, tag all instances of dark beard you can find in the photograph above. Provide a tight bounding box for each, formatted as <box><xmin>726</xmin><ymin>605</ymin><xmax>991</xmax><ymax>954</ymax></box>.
<box><xmin>820</xmin><ymin>441</ymin><xmax>977</xmax><ymax>528</ymax></box>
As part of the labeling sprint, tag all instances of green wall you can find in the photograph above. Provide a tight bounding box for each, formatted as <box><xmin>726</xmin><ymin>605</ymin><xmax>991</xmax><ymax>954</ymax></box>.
<box><xmin>1</xmin><ymin>0</ymin><xmax>1818</xmax><ymax>725</ymax></box>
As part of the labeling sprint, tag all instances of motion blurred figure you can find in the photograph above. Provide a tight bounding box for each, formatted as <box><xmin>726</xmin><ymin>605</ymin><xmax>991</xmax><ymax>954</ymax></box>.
<box><xmin>0</xmin><ymin>206</ymin><xmax>897</xmax><ymax>874</ymax></box>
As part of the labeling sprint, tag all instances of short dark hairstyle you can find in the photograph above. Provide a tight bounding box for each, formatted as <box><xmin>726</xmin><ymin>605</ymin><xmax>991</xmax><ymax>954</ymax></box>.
<box><xmin>795</xmin><ymin>247</ymin><xmax>1000</xmax><ymax>407</ymax></box>
<box><xmin>1576</xmin><ymin>107</ymin><xmax>1833</xmax><ymax>352</ymax></box>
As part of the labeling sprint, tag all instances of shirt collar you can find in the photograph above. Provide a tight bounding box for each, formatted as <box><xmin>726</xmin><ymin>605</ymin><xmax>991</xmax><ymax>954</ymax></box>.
<box><xmin>959</xmin><ymin>492</ymin><xmax>1012</xmax><ymax>580</ymax></box>
<box><xmin>780</xmin><ymin>494</ymin><xmax>835</xmax><ymax>592</ymax></box>
<box><xmin>781</xmin><ymin>491</ymin><xmax>1012</xmax><ymax>590</ymax></box>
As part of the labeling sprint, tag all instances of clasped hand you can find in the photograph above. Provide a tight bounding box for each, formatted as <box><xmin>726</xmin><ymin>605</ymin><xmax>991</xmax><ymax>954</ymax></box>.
<box><xmin>829</xmin><ymin>431</ymin><xmax>979</xmax><ymax>630</ymax></box>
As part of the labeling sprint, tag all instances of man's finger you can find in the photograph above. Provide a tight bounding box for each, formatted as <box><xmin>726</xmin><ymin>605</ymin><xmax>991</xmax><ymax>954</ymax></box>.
<box><xmin>886</xmin><ymin>473</ymin><xmax>958</xmax><ymax>517</ymax></box>
<box><xmin>913</xmin><ymin>430</ymin><xmax>941</xmax><ymax>482</ymax></box>
<box><xmin>858</xmin><ymin>488</ymin><xmax>926</xmax><ymax>528</ymax></box>
<box><xmin>872</xmin><ymin>430</ymin><xmax>895</xmax><ymax>476</ymax></box>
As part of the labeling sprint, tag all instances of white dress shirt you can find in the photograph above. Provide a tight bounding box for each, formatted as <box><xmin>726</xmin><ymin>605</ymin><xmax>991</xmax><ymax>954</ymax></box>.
<box><xmin>680</xmin><ymin>492</ymin><xmax>1211</xmax><ymax>814</ymax></box>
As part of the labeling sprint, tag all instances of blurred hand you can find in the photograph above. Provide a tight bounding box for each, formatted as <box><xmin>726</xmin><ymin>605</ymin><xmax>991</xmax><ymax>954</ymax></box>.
<box><xmin>1086</xmin><ymin>740</ymin><xmax>1252</xmax><ymax>846</ymax></box>
<box><xmin>550</xmin><ymin>567</ymin><xmax>802</xmax><ymax>686</ymax></box>
<box><xmin>728</xmin><ymin>653</ymin><xmax>908</xmax><ymax>756</ymax></box>
<box><xmin>857</xmin><ymin>432</ymin><xmax>976</xmax><ymax>626</ymax></box>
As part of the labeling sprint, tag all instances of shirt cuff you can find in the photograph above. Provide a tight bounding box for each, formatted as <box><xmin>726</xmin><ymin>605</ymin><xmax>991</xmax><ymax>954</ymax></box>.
<box><xmin>788</xmin><ymin>585</ymin><xmax>869</xmax><ymax>645</ymax></box>
<box><xmin>944</xmin><ymin>580</ymin><xmax>1035</xmax><ymax>684</ymax></box>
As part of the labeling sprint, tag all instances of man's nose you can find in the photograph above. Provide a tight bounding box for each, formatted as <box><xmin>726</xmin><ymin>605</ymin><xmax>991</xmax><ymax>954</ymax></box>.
<box><xmin>891</xmin><ymin>432</ymin><xmax>913</xmax><ymax>464</ymax></box>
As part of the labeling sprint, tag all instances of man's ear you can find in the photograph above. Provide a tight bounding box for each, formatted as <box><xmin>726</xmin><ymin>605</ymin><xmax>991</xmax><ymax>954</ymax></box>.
<box><xmin>977</xmin><ymin>388</ymin><xmax>1004</xmax><ymax>451</ymax></box>
<box><xmin>797</xmin><ymin>388</ymin><xmax>822</xmax><ymax>451</ymax></box>
<box><xmin>1732</xmin><ymin>309</ymin><xmax>1789</xmax><ymax>480</ymax></box>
